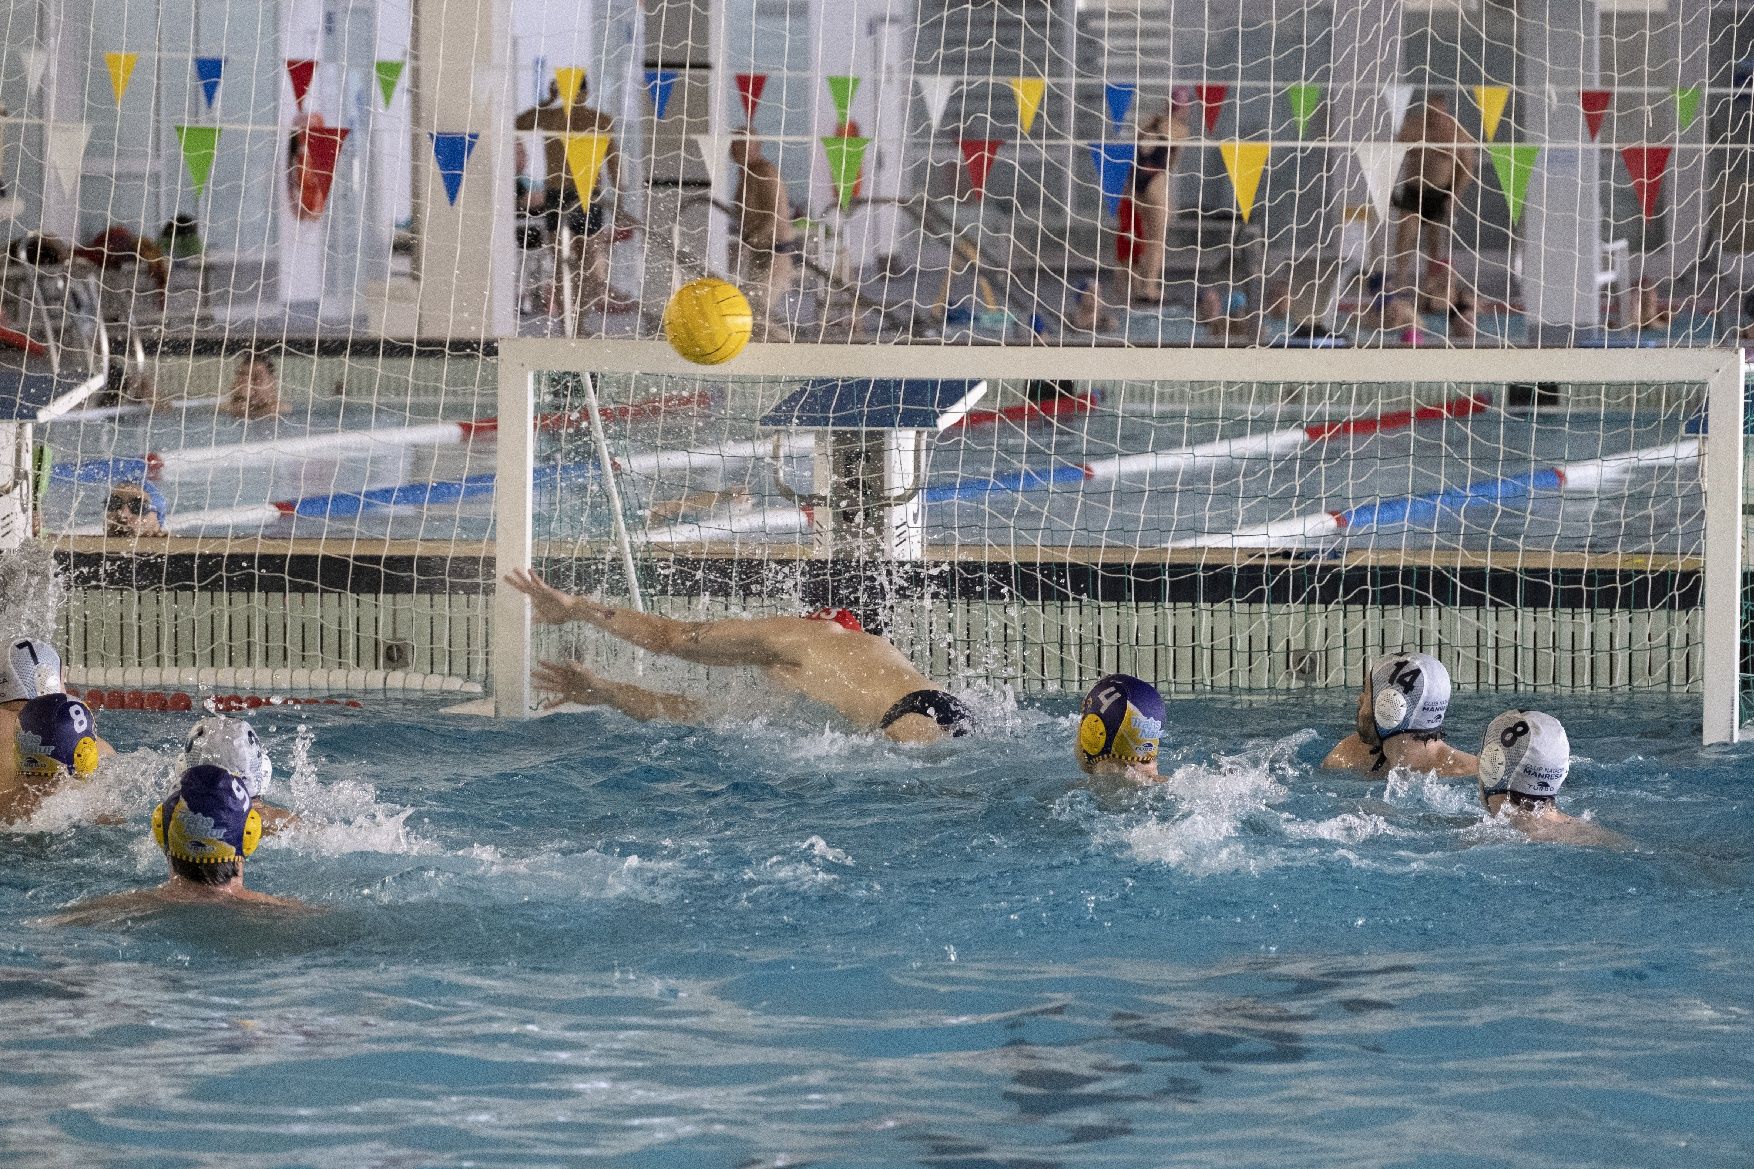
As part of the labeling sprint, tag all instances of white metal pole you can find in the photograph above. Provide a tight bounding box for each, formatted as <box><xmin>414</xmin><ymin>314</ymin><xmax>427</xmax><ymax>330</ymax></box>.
<box><xmin>580</xmin><ymin>373</ymin><xmax>646</xmax><ymax>611</ymax></box>
<box><xmin>491</xmin><ymin>358</ymin><xmax>535</xmax><ymax>718</ymax></box>
<box><xmin>1701</xmin><ymin>350</ymin><xmax>1746</xmax><ymax>745</ymax></box>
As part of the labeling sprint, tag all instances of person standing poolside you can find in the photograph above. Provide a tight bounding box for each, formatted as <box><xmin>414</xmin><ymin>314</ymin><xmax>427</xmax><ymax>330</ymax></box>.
<box><xmin>0</xmin><ymin>639</ymin><xmax>114</xmax><ymax>761</ymax></box>
<box><xmin>730</xmin><ymin>135</ymin><xmax>800</xmax><ymax>339</ymax></box>
<box><xmin>1388</xmin><ymin>93</ymin><xmax>1477</xmax><ymax>314</ymax></box>
<box><xmin>51</xmin><ymin>763</ymin><xmax>309</xmax><ymax>925</ymax></box>
<box><xmin>1</xmin><ymin>694</ymin><xmax>100</xmax><ymax>823</ymax></box>
<box><xmin>1323</xmin><ymin>652</ymin><xmax>1478</xmax><ymax>778</ymax></box>
<box><xmin>503</xmin><ymin>569</ymin><xmax>974</xmax><ymax>743</ymax></box>
<box><xmin>1075</xmin><ymin>673</ymin><xmax>1165</xmax><ymax>786</ymax></box>
<box><xmin>1476</xmin><ymin>710</ymin><xmax>1624</xmax><ymax>847</ymax></box>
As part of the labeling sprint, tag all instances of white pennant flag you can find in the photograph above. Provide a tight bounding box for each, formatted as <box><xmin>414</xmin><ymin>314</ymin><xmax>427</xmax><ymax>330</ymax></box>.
<box><xmin>694</xmin><ymin>134</ymin><xmax>728</xmax><ymax>192</ymax></box>
<box><xmin>23</xmin><ymin>46</ymin><xmax>47</xmax><ymax>96</ymax></box>
<box><xmin>916</xmin><ymin>75</ymin><xmax>955</xmax><ymax>131</ymax></box>
<box><xmin>45</xmin><ymin>121</ymin><xmax>91</xmax><ymax>195</ymax></box>
<box><xmin>1382</xmin><ymin>81</ymin><xmax>1415</xmax><ymax>130</ymax></box>
<box><xmin>1353</xmin><ymin>142</ymin><xmax>1411</xmax><ymax>224</ymax></box>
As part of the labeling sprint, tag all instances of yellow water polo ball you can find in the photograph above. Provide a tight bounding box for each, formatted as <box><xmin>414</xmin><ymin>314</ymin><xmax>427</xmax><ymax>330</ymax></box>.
<box><xmin>664</xmin><ymin>278</ymin><xmax>754</xmax><ymax>366</ymax></box>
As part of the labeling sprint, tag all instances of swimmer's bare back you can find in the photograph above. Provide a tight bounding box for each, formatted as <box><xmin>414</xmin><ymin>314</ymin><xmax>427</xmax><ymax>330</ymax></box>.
<box><xmin>504</xmin><ymin>569</ymin><xmax>950</xmax><ymax>741</ymax></box>
<box><xmin>44</xmin><ymin>883</ymin><xmax>315</xmax><ymax>927</ymax></box>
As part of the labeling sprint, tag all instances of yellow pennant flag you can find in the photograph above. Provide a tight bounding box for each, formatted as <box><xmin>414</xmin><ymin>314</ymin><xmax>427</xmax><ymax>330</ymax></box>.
<box><xmin>555</xmin><ymin>66</ymin><xmax>586</xmax><ymax>106</ymax></box>
<box><xmin>1473</xmin><ymin>85</ymin><xmax>1509</xmax><ymax>141</ymax></box>
<box><xmin>1009</xmin><ymin>77</ymin><xmax>1045</xmax><ymax>134</ymax></box>
<box><xmin>562</xmin><ymin>132</ymin><xmax>612</xmax><ymax>206</ymax></box>
<box><xmin>105</xmin><ymin>52</ymin><xmax>138</xmax><ymax>105</ymax></box>
<box><xmin>1219</xmin><ymin>142</ymin><xmax>1270</xmax><ymax>223</ymax></box>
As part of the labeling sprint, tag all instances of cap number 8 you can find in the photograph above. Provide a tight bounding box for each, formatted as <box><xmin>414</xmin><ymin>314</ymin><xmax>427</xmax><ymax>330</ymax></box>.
<box><xmin>1499</xmin><ymin>719</ymin><xmax>1530</xmax><ymax>749</ymax></box>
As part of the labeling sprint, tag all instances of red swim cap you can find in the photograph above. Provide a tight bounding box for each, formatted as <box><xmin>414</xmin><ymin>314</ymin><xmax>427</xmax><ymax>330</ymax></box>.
<box><xmin>805</xmin><ymin>607</ymin><xmax>863</xmax><ymax>633</ymax></box>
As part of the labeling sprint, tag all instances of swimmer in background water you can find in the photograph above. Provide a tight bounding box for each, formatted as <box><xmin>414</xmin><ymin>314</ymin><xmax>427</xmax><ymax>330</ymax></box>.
<box><xmin>50</xmin><ymin>763</ymin><xmax>310</xmax><ymax>925</ymax></box>
<box><xmin>181</xmin><ymin>715</ymin><xmax>296</xmax><ymax>833</ymax></box>
<box><xmin>1075</xmin><ymin>673</ymin><xmax>1165</xmax><ymax>786</ymax></box>
<box><xmin>1322</xmin><ymin>652</ymin><xmax>1478</xmax><ymax>778</ymax></box>
<box><xmin>1476</xmin><ymin>710</ymin><xmax>1624</xmax><ymax>847</ymax></box>
<box><xmin>504</xmin><ymin>568</ymin><xmax>974</xmax><ymax>742</ymax></box>
<box><xmin>0</xmin><ymin>639</ymin><xmax>115</xmax><ymax>771</ymax></box>
<box><xmin>0</xmin><ymin>694</ymin><xmax>100</xmax><ymax>823</ymax></box>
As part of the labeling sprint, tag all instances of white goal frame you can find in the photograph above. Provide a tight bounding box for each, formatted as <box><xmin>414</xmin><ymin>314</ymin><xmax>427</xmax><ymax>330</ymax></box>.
<box><xmin>493</xmin><ymin>340</ymin><xmax>1746</xmax><ymax>743</ymax></box>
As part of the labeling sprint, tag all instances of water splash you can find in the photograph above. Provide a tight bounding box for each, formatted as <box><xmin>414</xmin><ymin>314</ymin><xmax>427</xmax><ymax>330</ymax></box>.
<box><xmin>0</xmin><ymin>543</ymin><xmax>64</xmax><ymax>642</ymax></box>
<box><xmin>269</xmin><ymin>724</ymin><xmax>434</xmax><ymax>856</ymax></box>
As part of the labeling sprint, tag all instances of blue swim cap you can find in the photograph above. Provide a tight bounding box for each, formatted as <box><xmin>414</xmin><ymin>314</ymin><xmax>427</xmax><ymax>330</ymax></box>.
<box><xmin>15</xmin><ymin>694</ymin><xmax>99</xmax><ymax>780</ymax></box>
<box><xmin>1078</xmin><ymin>673</ymin><xmax>1165</xmax><ymax>765</ymax></box>
<box><xmin>152</xmin><ymin>764</ymin><xmax>261</xmax><ymax>864</ymax></box>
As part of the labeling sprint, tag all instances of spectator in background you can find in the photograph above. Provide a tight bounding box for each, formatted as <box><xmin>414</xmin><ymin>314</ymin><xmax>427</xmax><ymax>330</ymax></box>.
<box><xmin>73</xmin><ymin>225</ymin><xmax>169</xmax><ymax>290</ymax></box>
<box><xmin>1388</xmin><ymin>94</ymin><xmax>1476</xmax><ymax>315</ymax></box>
<box><xmin>730</xmin><ymin>135</ymin><xmax>800</xmax><ymax>340</ymax></box>
<box><xmin>222</xmin><ymin>350</ymin><xmax>284</xmax><ymax>419</ymax></box>
<box><xmin>1116</xmin><ymin>98</ymin><xmax>1191</xmax><ymax>306</ymax></box>
<box><xmin>1196</xmin><ymin>287</ymin><xmax>1257</xmax><ymax>345</ymax></box>
<box><xmin>157</xmin><ymin>215</ymin><xmax>203</xmax><ymax>260</ymax></box>
<box><xmin>104</xmin><ymin>482</ymin><xmax>168</xmax><ymax>539</ymax></box>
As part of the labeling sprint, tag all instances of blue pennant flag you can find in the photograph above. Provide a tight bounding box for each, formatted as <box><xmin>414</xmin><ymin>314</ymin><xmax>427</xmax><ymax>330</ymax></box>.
<box><xmin>645</xmin><ymin>69</ymin><xmax>679</xmax><ymax>119</ymax></box>
<box><xmin>428</xmin><ymin>131</ymin><xmax>479</xmax><ymax>205</ymax></box>
<box><xmin>1088</xmin><ymin>142</ymin><xmax>1136</xmax><ymax>215</ymax></box>
<box><xmin>194</xmin><ymin>56</ymin><xmax>224</xmax><ymax>109</ymax></box>
<box><xmin>1103</xmin><ymin>81</ymin><xmax>1136</xmax><ymax>127</ymax></box>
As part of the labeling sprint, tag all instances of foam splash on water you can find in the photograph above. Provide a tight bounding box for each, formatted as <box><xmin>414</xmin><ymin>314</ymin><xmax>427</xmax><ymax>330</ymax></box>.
<box><xmin>17</xmin><ymin>748</ymin><xmax>175</xmax><ymax>836</ymax></box>
<box><xmin>268</xmin><ymin>724</ymin><xmax>435</xmax><ymax>856</ymax></box>
<box><xmin>0</xmin><ymin>544</ymin><xmax>64</xmax><ymax>642</ymax></box>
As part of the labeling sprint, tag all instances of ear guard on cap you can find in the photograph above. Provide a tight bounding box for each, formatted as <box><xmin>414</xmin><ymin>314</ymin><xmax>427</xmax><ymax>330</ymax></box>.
<box><xmin>152</xmin><ymin>797</ymin><xmax>261</xmax><ymax>862</ymax></box>
<box><xmin>1078</xmin><ymin>674</ymin><xmax>1165</xmax><ymax>765</ymax></box>
<box><xmin>1367</xmin><ymin>652</ymin><xmax>1452</xmax><ymax>740</ymax></box>
<box><xmin>805</xmin><ymin>607</ymin><xmax>863</xmax><ymax>634</ymax></box>
<box><xmin>1478</xmin><ymin>710</ymin><xmax>1571</xmax><ymax>801</ymax></box>
<box><xmin>151</xmin><ymin>765</ymin><xmax>261</xmax><ymax>864</ymax></box>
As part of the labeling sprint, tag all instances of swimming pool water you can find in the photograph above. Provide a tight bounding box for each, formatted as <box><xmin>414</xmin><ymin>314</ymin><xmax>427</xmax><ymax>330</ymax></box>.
<box><xmin>2</xmin><ymin>690</ymin><xmax>1749</xmax><ymax>1167</ymax></box>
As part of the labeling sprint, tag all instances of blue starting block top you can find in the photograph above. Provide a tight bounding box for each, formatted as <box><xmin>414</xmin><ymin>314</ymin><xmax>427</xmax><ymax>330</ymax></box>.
<box><xmin>759</xmin><ymin>378</ymin><xmax>987</xmax><ymax>432</ymax></box>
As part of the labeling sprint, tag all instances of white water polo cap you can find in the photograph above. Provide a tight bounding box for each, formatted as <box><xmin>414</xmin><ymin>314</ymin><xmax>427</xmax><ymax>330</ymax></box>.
<box><xmin>0</xmin><ymin>639</ymin><xmax>63</xmax><ymax>704</ymax></box>
<box><xmin>182</xmin><ymin>715</ymin><xmax>273</xmax><ymax>798</ymax></box>
<box><xmin>1367</xmin><ymin>652</ymin><xmax>1452</xmax><ymax>739</ymax></box>
<box><xmin>1478</xmin><ymin>710</ymin><xmax>1570</xmax><ymax>800</ymax></box>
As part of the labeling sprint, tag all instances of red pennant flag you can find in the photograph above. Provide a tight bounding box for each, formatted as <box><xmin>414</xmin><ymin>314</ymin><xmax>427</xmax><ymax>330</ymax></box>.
<box><xmin>293</xmin><ymin>125</ymin><xmax>349</xmax><ymax>218</ymax></box>
<box><xmin>1621</xmin><ymin>145</ymin><xmax>1672</xmax><ymax>220</ymax></box>
<box><xmin>958</xmin><ymin>139</ymin><xmax>1003</xmax><ymax>198</ymax></box>
<box><xmin>1580</xmin><ymin>90</ymin><xmax>1611</xmax><ymax>141</ymax></box>
<box><xmin>286</xmin><ymin>59</ymin><xmax>316</xmax><ymax>111</ymax></box>
<box><xmin>1196</xmin><ymin>84</ymin><xmax>1228</xmax><ymax>134</ymax></box>
<box><xmin>734</xmin><ymin>73</ymin><xmax>767</xmax><ymax>122</ymax></box>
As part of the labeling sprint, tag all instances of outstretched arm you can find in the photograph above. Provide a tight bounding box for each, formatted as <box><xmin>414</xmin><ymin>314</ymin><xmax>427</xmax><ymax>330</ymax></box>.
<box><xmin>533</xmin><ymin>659</ymin><xmax>703</xmax><ymax>724</ymax></box>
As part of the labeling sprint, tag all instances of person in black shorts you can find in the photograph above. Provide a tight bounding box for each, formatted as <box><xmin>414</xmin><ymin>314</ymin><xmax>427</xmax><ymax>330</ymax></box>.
<box><xmin>1388</xmin><ymin>93</ymin><xmax>1477</xmax><ymax>318</ymax></box>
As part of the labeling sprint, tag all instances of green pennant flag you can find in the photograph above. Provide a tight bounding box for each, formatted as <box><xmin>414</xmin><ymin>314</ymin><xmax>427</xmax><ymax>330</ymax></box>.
<box><xmin>826</xmin><ymin>75</ymin><xmax>860</xmax><ymax>126</ymax></box>
<box><xmin>1675</xmin><ymin>86</ymin><xmax>1701</xmax><ymax>132</ymax></box>
<box><xmin>375</xmin><ymin>60</ymin><xmax>406</xmax><ymax>109</ymax></box>
<box><xmin>821</xmin><ymin>135</ymin><xmax>870</xmax><ymax>209</ymax></box>
<box><xmin>1486</xmin><ymin>143</ymin><xmax>1538</xmax><ymax>227</ymax></box>
<box><xmin>1285</xmin><ymin>84</ymin><xmax>1321</xmax><ymax>135</ymax></box>
<box><xmin>174</xmin><ymin>125</ymin><xmax>220</xmax><ymax>195</ymax></box>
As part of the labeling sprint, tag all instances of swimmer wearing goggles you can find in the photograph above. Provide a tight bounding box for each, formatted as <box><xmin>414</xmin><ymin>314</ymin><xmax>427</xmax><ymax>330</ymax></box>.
<box><xmin>1323</xmin><ymin>652</ymin><xmax>1477</xmax><ymax>778</ymax></box>
<box><xmin>1075</xmin><ymin>673</ymin><xmax>1165</xmax><ymax>785</ymax></box>
<box><xmin>2</xmin><ymin>693</ymin><xmax>101</xmax><ymax>823</ymax></box>
<box><xmin>51</xmin><ymin>763</ymin><xmax>309</xmax><ymax>925</ymax></box>
<box><xmin>505</xmin><ymin>569</ymin><xmax>975</xmax><ymax>743</ymax></box>
<box><xmin>1476</xmin><ymin>710</ymin><xmax>1624</xmax><ymax>847</ymax></box>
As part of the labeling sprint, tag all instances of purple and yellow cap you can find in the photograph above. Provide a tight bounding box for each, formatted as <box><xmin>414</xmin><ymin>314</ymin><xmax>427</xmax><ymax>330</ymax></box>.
<box><xmin>151</xmin><ymin>764</ymin><xmax>261</xmax><ymax>865</ymax></box>
<box><xmin>15</xmin><ymin>694</ymin><xmax>99</xmax><ymax>780</ymax></box>
<box><xmin>1078</xmin><ymin>673</ymin><xmax>1166</xmax><ymax>766</ymax></box>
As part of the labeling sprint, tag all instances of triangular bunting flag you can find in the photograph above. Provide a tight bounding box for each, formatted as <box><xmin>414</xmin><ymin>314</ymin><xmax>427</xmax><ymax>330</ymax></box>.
<box><xmin>1580</xmin><ymin>90</ymin><xmax>1611</xmax><ymax>141</ymax></box>
<box><xmin>644</xmin><ymin>69</ymin><xmax>678</xmax><ymax>119</ymax></box>
<box><xmin>554</xmin><ymin>67</ymin><xmax>586</xmax><ymax>106</ymax></box>
<box><xmin>958</xmin><ymin>139</ymin><xmax>1003</xmax><ymax>199</ymax></box>
<box><xmin>1285</xmin><ymin>84</ymin><xmax>1321</xmax><ymax>136</ymax></box>
<box><xmin>428</xmin><ymin>131</ymin><xmax>479</xmax><ymax>205</ymax></box>
<box><xmin>1675</xmin><ymin>86</ymin><xmax>1702</xmax><ymax>132</ymax></box>
<box><xmin>173</xmin><ymin>125</ymin><xmax>220</xmax><ymax>195</ymax></box>
<box><xmin>917</xmin><ymin>76</ymin><xmax>954</xmax><ymax>130</ymax></box>
<box><xmin>694</xmin><ymin>134</ymin><xmax>728</xmax><ymax>190</ymax></box>
<box><xmin>105</xmin><ymin>52</ymin><xmax>138</xmax><ymax>106</ymax></box>
<box><xmin>562</xmin><ymin>133</ymin><xmax>612</xmax><ymax>206</ymax></box>
<box><xmin>1354</xmin><ymin>142</ymin><xmax>1411</xmax><ymax>223</ymax></box>
<box><xmin>23</xmin><ymin>47</ymin><xmax>47</xmax><ymax>96</ymax></box>
<box><xmin>1104</xmin><ymin>82</ymin><xmax>1136</xmax><ymax>127</ymax></box>
<box><xmin>821</xmin><ymin>135</ymin><xmax>870</xmax><ymax>209</ymax></box>
<box><xmin>735</xmin><ymin>73</ymin><xmax>768</xmax><ymax>121</ymax></box>
<box><xmin>1473</xmin><ymin>85</ymin><xmax>1510</xmax><ymax>141</ymax></box>
<box><xmin>374</xmin><ymin>60</ymin><xmax>405</xmax><ymax>108</ymax></box>
<box><xmin>1087</xmin><ymin>142</ymin><xmax>1135</xmax><ymax>215</ymax></box>
<box><xmin>286</xmin><ymin>59</ymin><xmax>316</xmax><ymax>110</ymax></box>
<box><xmin>1486</xmin><ymin>143</ymin><xmax>1538</xmax><ymax>227</ymax></box>
<box><xmin>1009</xmin><ymin>77</ymin><xmax>1045</xmax><ymax>134</ymax></box>
<box><xmin>298</xmin><ymin>126</ymin><xmax>349</xmax><ymax>214</ymax></box>
<box><xmin>1196</xmin><ymin>84</ymin><xmax>1228</xmax><ymax>133</ymax></box>
<box><xmin>194</xmin><ymin>57</ymin><xmax>223</xmax><ymax>109</ymax></box>
<box><xmin>1383</xmin><ymin>82</ymin><xmax>1415</xmax><ymax>129</ymax></box>
<box><xmin>1621</xmin><ymin>145</ymin><xmax>1672</xmax><ymax>220</ymax></box>
<box><xmin>827</xmin><ymin>75</ymin><xmax>860</xmax><ymax>125</ymax></box>
<box><xmin>1219</xmin><ymin>141</ymin><xmax>1270</xmax><ymax>222</ymax></box>
<box><xmin>44</xmin><ymin>122</ymin><xmax>91</xmax><ymax>194</ymax></box>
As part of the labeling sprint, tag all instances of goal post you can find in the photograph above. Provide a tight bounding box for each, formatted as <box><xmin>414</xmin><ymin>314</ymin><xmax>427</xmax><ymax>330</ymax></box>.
<box><xmin>492</xmin><ymin>339</ymin><xmax>1746</xmax><ymax>744</ymax></box>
